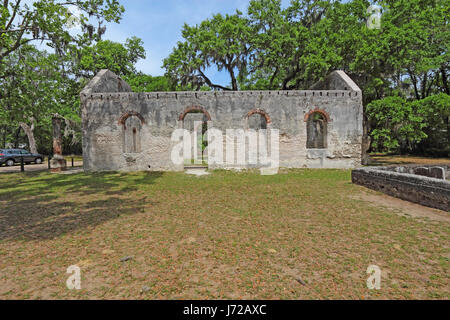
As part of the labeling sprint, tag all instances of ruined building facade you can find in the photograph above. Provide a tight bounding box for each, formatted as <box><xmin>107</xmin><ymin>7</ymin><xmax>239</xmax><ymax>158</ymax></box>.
<box><xmin>81</xmin><ymin>70</ymin><xmax>364</xmax><ymax>172</ymax></box>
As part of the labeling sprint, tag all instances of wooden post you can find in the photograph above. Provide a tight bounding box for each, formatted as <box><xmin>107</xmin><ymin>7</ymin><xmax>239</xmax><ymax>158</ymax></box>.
<box><xmin>20</xmin><ymin>156</ymin><xmax>24</xmax><ymax>172</ymax></box>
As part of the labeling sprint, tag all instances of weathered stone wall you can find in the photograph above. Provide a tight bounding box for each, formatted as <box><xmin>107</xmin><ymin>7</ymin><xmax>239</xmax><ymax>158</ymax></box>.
<box><xmin>81</xmin><ymin>70</ymin><xmax>364</xmax><ymax>172</ymax></box>
<box><xmin>383</xmin><ymin>165</ymin><xmax>448</xmax><ymax>180</ymax></box>
<box><xmin>352</xmin><ymin>167</ymin><xmax>450</xmax><ymax>211</ymax></box>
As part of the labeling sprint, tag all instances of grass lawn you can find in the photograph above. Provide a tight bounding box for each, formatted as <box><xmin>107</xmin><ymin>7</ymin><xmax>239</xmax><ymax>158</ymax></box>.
<box><xmin>0</xmin><ymin>169</ymin><xmax>448</xmax><ymax>300</ymax></box>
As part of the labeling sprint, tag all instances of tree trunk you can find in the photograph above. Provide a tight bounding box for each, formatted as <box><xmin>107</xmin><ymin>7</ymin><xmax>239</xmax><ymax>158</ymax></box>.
<box><xmin>1</xmin><ymin>125</ymin><xmax>6</xmax><ymax>148</ymax></box>
<box><xmin>227</xmin><ymin>66</ymin><xmax>238</xmax><ymax>91</ymax></box>
<box><xmin>441</xmin><ymin>67</ymin><xmax>449</xmax><ymax>95</ymax></box>
<box><xmin>14</xmin><ymin>126</ymin><xmax>21</xmax><ymax>148</ymax></box>
<box><xmin>361</xmin><ymin>113</ymin><xmax>372</xmax><ymax>165</ymax></box>
<box><xmin>19</xmin><ymin>121</ymin><xmax>38</xmax><ymax>154</ymax></box>
<box><xmin>408</xmin><ymin>70</ymin><xmax>421</xmax><ymax>100</ymax></box>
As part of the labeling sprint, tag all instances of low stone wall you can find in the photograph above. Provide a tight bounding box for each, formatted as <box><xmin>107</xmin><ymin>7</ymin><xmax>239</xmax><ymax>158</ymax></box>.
<box><xmin>382</xmin><ymin>165</ymin><xmax>448</xmax><ymax>180</ymax></box>
<box><xmin>352</xmin><ymin>167</ymin><xmax>450</xmax><ymax>212</ymax></box>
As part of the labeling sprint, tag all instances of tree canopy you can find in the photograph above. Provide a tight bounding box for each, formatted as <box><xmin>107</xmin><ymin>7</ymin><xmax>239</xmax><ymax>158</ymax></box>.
<box><xmin>0</xmin><ymin>0</ymin><xmax>124</xmax><ymax>65</ymax></box>
<box><xmin>162</xmin><ymin>0</ymin><xmax>449</xmax><ymax>155</ymax></box>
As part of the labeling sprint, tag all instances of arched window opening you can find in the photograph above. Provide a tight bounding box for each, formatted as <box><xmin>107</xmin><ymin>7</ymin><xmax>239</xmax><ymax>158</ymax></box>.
<box><xmin>307</xmin><ymin>112</ymin><xmax>327</xmax><ymax>149</ymax></box>
<box><xmin>248</xmin><ymin>113</ymin><xmax>268</xmax><ymax>130</ymax></box>
<box><xmin>123</xmin><ymin>115</ymin><xmax>142</xmax><ymax>153</ymax></box>
<box><xmin>245</xmin><ymin>109</ymin><xmax>271</xmax><ymax>130</ymax></box>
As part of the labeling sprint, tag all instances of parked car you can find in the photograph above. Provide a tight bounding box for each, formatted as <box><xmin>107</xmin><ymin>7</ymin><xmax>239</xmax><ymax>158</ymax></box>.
<box><xmin>0</xmin><ymin>149</ymin><xmax>44</xmax><ymax>167</ymax></box>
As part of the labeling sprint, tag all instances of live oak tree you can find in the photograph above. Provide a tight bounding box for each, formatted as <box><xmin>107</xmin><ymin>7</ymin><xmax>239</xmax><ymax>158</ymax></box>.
<box><xmin>163</xmin><ymin>0</ymin><xmax>448</xmax><ymax>155</ymax></box>
<box><xmin>367</xmin><ymin>93</ymin><xmax>450</xmax><ymax>155</ymax></box>
<box><xmin>0</xmin><ymin>1</ymin><xmax>150</xmax><ymax>154</ymax></box>
<box><xmin>357</xmin><ymin>0</ymin><xmax>449</xmax><ymax>153</ymax></box>
<box><xmin>0</xmin><ymin>0</ymin><xmax>124</xmax><ymax>67</ymax></box>
<box><xmin>0</xmin><ymin>0</ymin><xmax>126</xmax><ymax>152</ymax></box>
<box><xmin>0</xmin><ymin>1</ymin><xmax>151</xmax><ymax>154</ymax></box>
<box><xmin>163</xmin><ymin>0</ymin><xmax>369</xmax><ymax>91</ymax></box>
<box><xmin>163</xmin><ymin>11</ymin><xmax>251</xmax><ymax>91</ymax></box>
<box><xmin>0</xmin><ymin>45</ymin><xmax>68</xmax><ymax>153</ymax></box>
<box><xmin>0</xmin><ymin>35</ymin><xmax>147</xmax><ymax>153</ymax></box>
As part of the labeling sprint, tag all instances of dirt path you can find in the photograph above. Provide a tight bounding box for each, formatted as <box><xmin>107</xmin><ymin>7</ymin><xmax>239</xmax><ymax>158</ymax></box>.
<box><xmin>351</xmin><ymin>191</ymin><xmax>450</xmax><ymax>223</ymax></box>
<box><xmin>370</xmin><ymin>155</ymin><xmax>450</xmax><ymax>166</ymax></box>
<box><xmin>0</xmin><ymin>162</ymin><xmax>83</xmax><ymax>174</ymax></box>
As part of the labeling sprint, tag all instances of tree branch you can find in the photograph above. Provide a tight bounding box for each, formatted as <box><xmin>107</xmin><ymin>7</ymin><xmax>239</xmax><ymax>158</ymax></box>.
<box><xmin>5</xmin><ymin>0</ymin><xmax>21</xmax><ymax>32</ymax></box>
<box><xmin>198</xmin><ymin>69</ymin><xmax>232</xmax><ymax>91</ymax></box>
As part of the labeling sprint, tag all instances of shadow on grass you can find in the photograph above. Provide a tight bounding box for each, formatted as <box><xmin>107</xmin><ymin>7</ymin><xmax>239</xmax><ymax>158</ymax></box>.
<box><xmin>0</xmin><ymin>171</ymin><xmax>163</xmax><ymax>241</ymax></box>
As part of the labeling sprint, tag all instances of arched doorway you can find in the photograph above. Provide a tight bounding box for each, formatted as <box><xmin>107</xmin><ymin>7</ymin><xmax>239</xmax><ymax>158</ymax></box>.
<box><xmin>243</xmin><ymin>109</ymin><xmax>272</xmax><ymax>168</ymax></box>
<box><xmin>179</xmin><ymin>106</ymin><xmax>211</xmax><ymax>167</ymax></box>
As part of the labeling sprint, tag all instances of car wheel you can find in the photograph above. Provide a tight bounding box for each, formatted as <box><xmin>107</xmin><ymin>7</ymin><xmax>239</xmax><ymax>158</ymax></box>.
<box><xmin>35</xmin><ymin>158</ymin><xmax>43</xmax><ymax>165</ymax></box>
<box><xmin>6</xmin><ymin>159</ymin><xmax>14</xmax><ymax>167</ymax></box>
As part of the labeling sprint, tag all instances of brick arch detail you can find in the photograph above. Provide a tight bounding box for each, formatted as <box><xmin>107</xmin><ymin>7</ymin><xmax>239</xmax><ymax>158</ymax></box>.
<box><xmin>245</xmin><ymin>108</ymin><xmax>272</xmax><ymax>124</ymax></box>
<box><xmin>118</xmin><ymin>111</ymin><xmax>146</xmax><ymax>126</ymax></box>
<box><xmin>304</xmin><ymin>109</ymin><xmax>331</xmax><ymax>123</ymax></box>
<box><xmin>179</xmin><ymin>106</ymin><xmax>212</xmax><ymax>122</ymax></box>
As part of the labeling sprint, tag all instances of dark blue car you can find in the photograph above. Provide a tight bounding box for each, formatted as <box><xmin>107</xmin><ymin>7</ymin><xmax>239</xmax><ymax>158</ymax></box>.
<box><xmin>0</xmin><ymin>149</ymin><xmax>44</xmax><ymax>167</ymax></box>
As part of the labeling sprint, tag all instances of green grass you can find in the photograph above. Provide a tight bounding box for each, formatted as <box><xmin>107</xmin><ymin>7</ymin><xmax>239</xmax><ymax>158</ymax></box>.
<box><xmin>0</xmin><ymin>169</ymin><xmax>448</xmax><ymax>300</ymax></box>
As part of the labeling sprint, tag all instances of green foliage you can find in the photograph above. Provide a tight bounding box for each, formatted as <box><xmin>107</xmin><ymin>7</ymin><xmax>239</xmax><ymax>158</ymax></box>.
<box><xmin>0</xmin><ymin>44</ymin><xmax>81</xmax><ymax>152</ymax></box>
<box><xmin>78</xmin><ymin>37</ymin><xmax>145</xmax><ymax>77</ymax></box>
<box><xmin>367</xmin><ymin>96</ymin><xmax>425</xmax><ymax>152</ymax></box>
<box><xmin>163</xmin><ymin>0</ymin><xmax>448</xmax><ymax>156</ymax></box>
<box><xmin>367</xmin><ymin>94</ymin><xmax>449</xmax><ymax>155</ymax></box>
<box><xmin>413</xmin><ymin>94</ymin><xmax>450</xmax><ymax>156</ymax></box>
<box><xmin>352</xmin><ymin>0</ymin><xmax>449</xmax><ymax>103</ymax></box>
<box><xmin>163</xmin><ymin>11</ymin><xmax>250</xmax><ymax>90</ymax></box>
<box><xmin>0</xmin><ymin>0</ymin><xmax>125</xmax><ymax>65</ymax></box>
<box><xmin>125</xmin><ymin>73</ymin><xmax>171</xmax><ymax>92</ymax></box>
<box><xmin>0</xmin><ymin>1</ymin><xmax>142</xmax><ymax>154</ymax></box>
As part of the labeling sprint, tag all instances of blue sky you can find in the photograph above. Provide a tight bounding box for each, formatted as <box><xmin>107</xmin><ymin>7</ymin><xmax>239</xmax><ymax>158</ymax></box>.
<box><xmin>101</xmin><ymin>0</ymin><xmax>290</xmax><ymax>86</ymax></box>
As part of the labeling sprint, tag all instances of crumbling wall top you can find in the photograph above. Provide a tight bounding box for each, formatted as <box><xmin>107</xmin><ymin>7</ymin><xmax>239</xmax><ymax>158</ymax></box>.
<box><xmin>81</xmin><ymin>69</ymin><xmax>132</xmax><ymax>95</ymax></box>
<box><xmin>310</xmin><ymin>70</ymin><xmax>361</xmax><ymax>92</ymax></box>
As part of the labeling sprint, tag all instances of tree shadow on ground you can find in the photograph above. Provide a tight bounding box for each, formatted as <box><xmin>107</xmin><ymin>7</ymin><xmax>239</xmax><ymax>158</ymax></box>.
<box><xmin>0</xmin><ymin>172</ymin><xmax>163</xmax><ymax>241</ymax></box>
